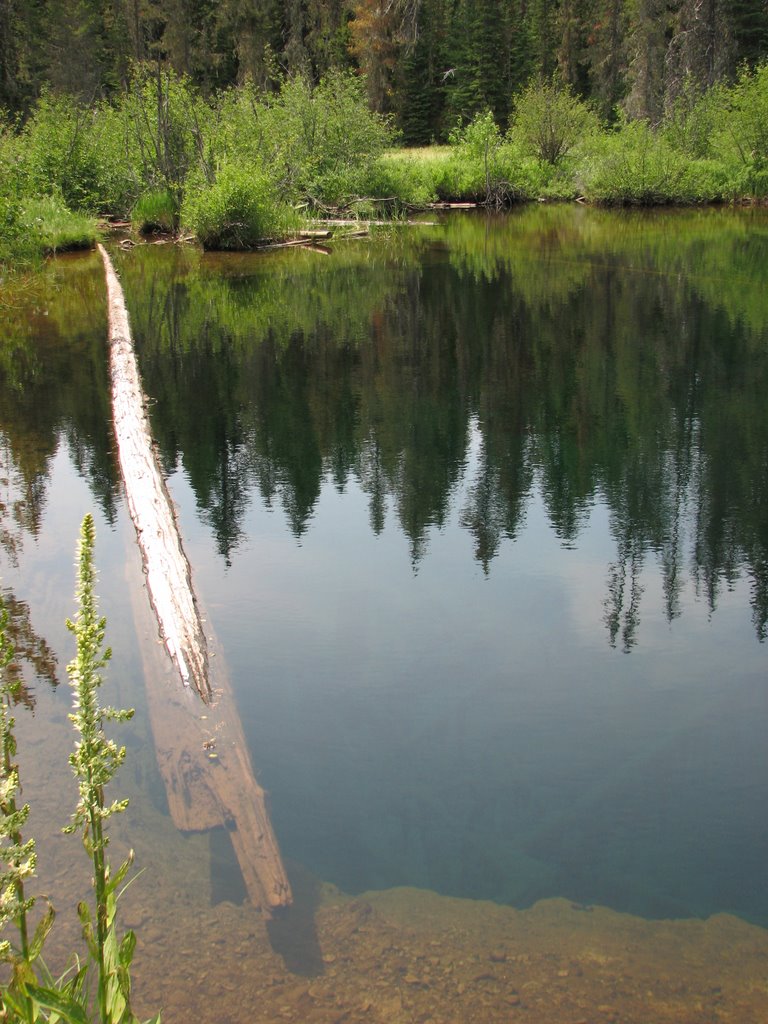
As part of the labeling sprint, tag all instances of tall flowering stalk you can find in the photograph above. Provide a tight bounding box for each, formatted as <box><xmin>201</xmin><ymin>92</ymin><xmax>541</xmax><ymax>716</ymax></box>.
<box><xmin>0</xmin><ymin>518</ymin><xmax>158</xmax><ymax>1024</ymax></box>
<box><xmin>0</xmin><ymin>597</ymin><xmax>55</xmax><ymax>1024</ymax></box>
<box><xmin>63</xmin><ymin>514</ymin><xmax>143</xmax><ymax>1024</ymax></box>
<box><xmin>0</xmin><ymin>595</ymin><xmax>35</xmax><ymax>1024</ymax></box>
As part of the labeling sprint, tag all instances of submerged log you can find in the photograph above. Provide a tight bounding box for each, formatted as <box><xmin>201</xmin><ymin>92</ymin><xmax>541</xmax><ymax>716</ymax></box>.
<box><xmin>130</xmin><ymin>579</ymin><xmax>292</xmax><ymax>914</ymax></box>
<box><xmin>100</xmin><ymin>243</ymin><xmax>292</xmax><ymax>915</ymax></box>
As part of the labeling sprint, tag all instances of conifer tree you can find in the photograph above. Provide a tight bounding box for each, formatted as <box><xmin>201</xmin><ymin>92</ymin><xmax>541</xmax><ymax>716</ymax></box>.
<box><xmin>398</xmin><ymin>0</ymin><xmax>449</xmax><ymax>143</ymax></box>
<box><xmin>586</xmin><ymin>0</ymin><xmax>629</xmax><ymax>120</ymax></box>
<box><xmin>624</xmin><ymin>0</ymin><xmax>669</xmax><ymax>122</ymax></box>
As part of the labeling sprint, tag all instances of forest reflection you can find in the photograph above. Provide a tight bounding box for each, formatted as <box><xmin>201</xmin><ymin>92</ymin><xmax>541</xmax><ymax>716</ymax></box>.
<box><xmin>2</xmin><ymin>207</ymin><xmax>767</xmax><ymax>651</ymax></box>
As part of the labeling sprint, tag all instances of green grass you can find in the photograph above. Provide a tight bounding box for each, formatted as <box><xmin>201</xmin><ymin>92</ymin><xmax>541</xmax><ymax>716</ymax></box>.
<box><xmin>131</xmin><ymin>188</ymin><xmax>178</xmax><ymax>233</ymax></box>
<box><xmin>0</xmin><ymin>195</ymin><xmax>98</xmax><ymax>270</ymax></box>
<box><xmin>20</xmin><ymin>196</ymin><xmax>98</xmax><ymax>255</ymax></box>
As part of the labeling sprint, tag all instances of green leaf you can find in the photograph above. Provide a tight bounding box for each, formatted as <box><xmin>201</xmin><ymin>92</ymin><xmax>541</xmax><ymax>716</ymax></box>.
<box><xmin>118</xmin><ymin>929</ymin><xmax>136</xmax><ymax>969</ymax></box>
<box><xmin>26</xmin><ymin>982</ymin><xmax>90</xmax><ymax>1024</ymax></box>
<box><xmin>77</xmin><ymin>901</ymin><xmax>97</xmax><ymax>960</ymax></box>
<box><xmin>105</xmin><ymin>852</ymin><xmax>134</xmax><ymax>897</ymax></box>
<box><xmin>12</xmin><ymin>954</ymin><xmax>36</xmax><ymax>988</ymax></box>
<box><xmin>30</xmin><ymin>902</ymin><xmax>56</xmax><ymax>960</ymax></box>
<box><xmin>60</xmin><ymin>960</ymin><xmax>90</xmax><ymax>1009</ymax></box>
<box><xmin>0</xmin><ymin>986</ymin><xmax>35</xmax><ymax>1020</ymax></box>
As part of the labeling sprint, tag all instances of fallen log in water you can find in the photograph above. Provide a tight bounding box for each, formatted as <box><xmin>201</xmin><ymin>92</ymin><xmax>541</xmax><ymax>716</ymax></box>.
<box><xmin>99</xmin><ymin>242</ymin><xmax>209</xmax><ymax>698</ymax></box>
<box><xmin>100</xmin><ymin>243</ymin><xmax>292</xmax><ymax>915</ymax></box>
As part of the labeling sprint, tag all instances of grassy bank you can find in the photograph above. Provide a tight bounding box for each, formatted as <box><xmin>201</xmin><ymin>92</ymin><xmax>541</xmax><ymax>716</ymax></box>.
<box><xmin>0</xmin><ymin>194</ymin><xmax>99</xmax><ymax>271</ymax></box>
<box><xmin>1</xmin><ymin>62</ymin><xmax>767</xmax><ymax>263</ymax></box>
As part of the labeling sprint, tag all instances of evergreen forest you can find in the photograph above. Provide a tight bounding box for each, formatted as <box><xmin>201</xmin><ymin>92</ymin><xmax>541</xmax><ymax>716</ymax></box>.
<box><xmin>3</xmin><ymin>0</ymin><xmax>768</xmax><ymax>267</ymax></box>
<box><xmin>3</xmin><ymin>0</ymin><xmax>768</xmax><ymax>136</ymax></box>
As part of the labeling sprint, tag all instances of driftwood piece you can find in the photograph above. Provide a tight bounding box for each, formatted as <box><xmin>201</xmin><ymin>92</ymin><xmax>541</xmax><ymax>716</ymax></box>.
<box><xmin>428</xmin><ymin>202</ymin><xmax>478</xmax><ymax>209</ymax></box>
<box><xmin>100</xmin><ymin>243</ymin><xmax>292</xmax><ymax>915</ymax></box>
<box><xmin>314</xmin><ymin>218</ymin><xmax>437</xmax><ymax>227</ymax></box>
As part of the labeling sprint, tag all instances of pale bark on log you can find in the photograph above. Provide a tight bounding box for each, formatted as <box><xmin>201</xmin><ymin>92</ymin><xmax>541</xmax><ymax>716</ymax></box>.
<box><xmin>314</xmin><ymin>218</ymin><xmax>437</xmax><ymax>226</ymax></box>
<box><xmin>99</xmin><ymin>242</ymin><xmax>209</xmax><ymax>698</ymax></box>
<box><xmin>101</xmin><ymin>243</ymin><xmax>292</xmax><ymax>915</ymax></box>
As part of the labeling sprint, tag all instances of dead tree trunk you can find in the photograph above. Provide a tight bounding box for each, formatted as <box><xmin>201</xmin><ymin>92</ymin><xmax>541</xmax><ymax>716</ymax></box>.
<box><xmin>100</xmin><ymin>243</ymin><xmax>292</xmax><ymax>915</ymax></box>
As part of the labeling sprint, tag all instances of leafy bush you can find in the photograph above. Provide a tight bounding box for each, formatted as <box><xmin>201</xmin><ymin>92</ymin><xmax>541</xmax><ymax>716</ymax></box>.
<box><xmin>216</xmin><ymin>71</ymin><xmax>394</xmax><ymax>208</ymax></box>
<box><xmin>580</xmin><ymin>120</ymin><xmax>712</xmax><ymax>204</ymax></box>
<box><xmin>0</xmin><ymin>192</ymin><xmax>97</xmax><ymax>268</ymax></box>
<box><xmin>181</xmin><ymin>162</ymin><xmax>298</xmax><ymax>249</ymax></box>
<box><xmin>509</xmin><ymin>78</ymin><xmax>601</xmax><ymax>166</ymax></box>
<box><xmin>662</xmin><ymin>80</ymin><xmax>727</xmax><ymax>159</ymax></box>
<box><xmin>84</xmin><ymin>65</ymin><xmax>213</xmax><ymax>219</ymax></box>
<box><xmin>21</xmin><ymin>93</ymin><xmax>107</xmax><ymax>211</ymax></box>
<box><xmin>0</xmin><ymin>195</ymin><xmax>34</xmax><ymax>268</ymax></box>
<box><xmin>366</xmin><ymin>151</ymin><xmax>440</xmax><ymax>207</ymax></box>
<box><xmin>712</xmin><ymin>62</ymin><xmax>768</xmax><ymax>197</ymax></box>
<box><xmin>436</xmin><ymin>113</ymin><xmax>548</xmax><ymax>202</ymax></box>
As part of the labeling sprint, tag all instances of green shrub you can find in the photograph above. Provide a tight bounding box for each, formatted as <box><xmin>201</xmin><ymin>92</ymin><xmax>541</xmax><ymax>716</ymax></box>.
<box><xmin>662</xmin><ymin>80</ymin><xmax>727</xmax><ymax>159</ymax></box>
<box><xmin>437</xmin><ymin>114</ymin><xmax>547</xmax><ymax>202</ymax></box>
<box><xmin>366</xmin><ymin>152</ymin><xmax>440</xmax><ymax>207</ymax></box>
<box><xmin>0</xmin><ymin>195</ymin><xmax>34</xmax><ymax>268</ymax></box>
<box><xmin>216</xmin><ymin>71</ymin><xmax>394</xmax><ymax>208</ymax></box>
<box><xmin>101</xmin><ymin>64</ymin><xmax>212</xmax><ymax>218</ymax></box>
<box><xmin>580</xmin><ymin>120</ymin><xmax>708</xmax><ymax>204</ymax></box>
<box><xmin>0</xmin><ymin>125</ymin><xmax>33</xmax><ymax>266</ymax></box>
<box><xmin>181</xmin><ymin>162</ymin><xmax>298</xmax><ymax>249</ymax></box>
<box><xmin>712</xmin><ymin>62</ymin><xmax>768</xmax><ymax>198</ymax></box>
<box><xmin>509</xmin><ymin>78</ymin><xmax>601</xmax><ymax>166</ymax></box>
<box><xmin>21</xmin><ymin>92</ymin><xmax>106</xmax><ymax>211</ymax></box>
<box><xmin>682</xmin><ymin>158</ymin><xmax>732</xmax><ymax>202</ymax></box>
<box><xmin>0</xmin><ymin>194</ymin><xmax>97</xmax><ymax>267</ymax></box>
<box><xmin>88</xmin><ymin>101</ymin><xmax>146</xmax><ymax>217</ymax></box>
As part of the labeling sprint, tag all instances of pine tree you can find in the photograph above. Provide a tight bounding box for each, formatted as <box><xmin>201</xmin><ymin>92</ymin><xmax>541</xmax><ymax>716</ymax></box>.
<box><xmin>398</xmin><ymin>0</ymin><xmax>449</xmax><ymax>143</ymax></box>
<box><xmin>732</xmin><ymin>0</ymin><xmax>768</xmax><ymax>67</ymax></box>
<box><xmin>444</xmin><ymin>0</ymin><xmax>510</xmax><ymax>124</ymax></box>
<box><xmin>527</xmin><ymin>0</ymin><xmax>560</xmax><ymax>80</ymax></box>
<box><xmin>624</xmin><ymin>0</ymin><xmax>670</xmax><ymax>122</ymax></box>
<box><xmin>349</xmin><ymin>0</ymin><xmax>401</xmax><ymax>111</ymax></box>
<box><xmin>305</xmin><ymin>0</ymin><xmax>356</xmax><ymax>78</ymax></box>
<box><xmin>665</xmin><ymin>0</ymin><xmax>734</xmax><ymax>108</ymax></box>
<box><xmin>586</xmin><ymin>0</ymin><xmax>629</xmax><ymax>119</ymax></box>
<box><xmin>557</xmin><ymin>0</ymin><xmax>592</xmax><ymax>95</ymax></box>
<box><xmin>507</xmin><ymin>0</ymin><xmax>534</xmax><ymax>98</ymax></box>
<box><xmin>214</xmin><ymin>0</ymin><xmax>284</xmax><ymax>89</ymax></box>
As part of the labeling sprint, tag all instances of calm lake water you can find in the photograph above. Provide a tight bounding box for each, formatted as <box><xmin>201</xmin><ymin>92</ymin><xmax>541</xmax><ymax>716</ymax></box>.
<box><xmin>1</xmin><ymin>205</ymin><xmax>767</xmax><ymax>1020</ymax></box>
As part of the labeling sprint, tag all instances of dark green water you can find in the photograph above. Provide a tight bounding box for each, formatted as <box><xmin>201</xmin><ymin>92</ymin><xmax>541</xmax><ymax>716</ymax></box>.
<box><xmin>1</xmin><ymin>206</ymin><xmax>767</xmax><ymax>928</ymax></box>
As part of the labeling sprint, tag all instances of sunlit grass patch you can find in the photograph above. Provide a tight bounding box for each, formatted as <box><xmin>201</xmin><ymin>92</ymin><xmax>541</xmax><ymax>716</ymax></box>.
<box><xmin>20</xmin><ymin>195</ymin><xmax>98</xmax><ymax>254</ymax></box>
<box><xmin>132</xmin><ymin>188</ymin><xmax>178</xmax><ymax>233</ymax></box>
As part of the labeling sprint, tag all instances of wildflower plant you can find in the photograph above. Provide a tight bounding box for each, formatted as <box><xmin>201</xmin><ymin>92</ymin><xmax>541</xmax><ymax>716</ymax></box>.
<box><xmin>0</xmin><ymin>516</ymin><xmax>159</xmax><ymax>1024</ymax></box>
<box><xmin>59</xmin><ymin>513</ymin><xmax>151</xmax><ymax>1024</ymax></box>
<box><xmin>1</xmin><ymin>594</ymin><xmax>59</xmax><ymax>1024</ymax></box>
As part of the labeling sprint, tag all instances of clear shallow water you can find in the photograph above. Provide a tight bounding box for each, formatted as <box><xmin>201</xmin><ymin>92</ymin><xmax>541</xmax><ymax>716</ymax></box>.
<box><xmin>1</xmin><ymin>207</ymin><xmax>767</xmax><ymax>948</ymax></box>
